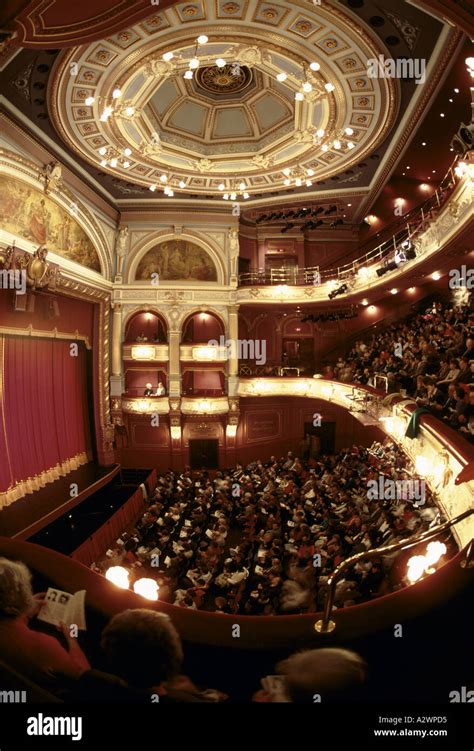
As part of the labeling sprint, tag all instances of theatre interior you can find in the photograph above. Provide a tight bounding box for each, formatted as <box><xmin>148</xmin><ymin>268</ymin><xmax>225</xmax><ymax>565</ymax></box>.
<box><xmin>0</xmin><ymin>0</ymin><xmax>473</xmax><ymax>707</ymax></box>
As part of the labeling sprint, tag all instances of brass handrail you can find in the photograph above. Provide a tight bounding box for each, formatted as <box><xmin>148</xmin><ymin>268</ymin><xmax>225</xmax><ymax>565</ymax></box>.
<box><xmin>314</xmin><ymin>507</ymin><xmax>474</xmax><ymax>633</ymax></box>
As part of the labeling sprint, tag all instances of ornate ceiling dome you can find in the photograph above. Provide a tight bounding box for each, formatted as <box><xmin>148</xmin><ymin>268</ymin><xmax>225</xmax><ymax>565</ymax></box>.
<box><xmin>49</xmin><ymin>0</ymin><xmax>399</xmax><ymax>198</ymax></box>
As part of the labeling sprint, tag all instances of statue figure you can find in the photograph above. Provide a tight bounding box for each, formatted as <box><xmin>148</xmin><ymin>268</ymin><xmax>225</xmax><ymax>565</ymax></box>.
<box><xmin>40</xmin><ymin>161</ymin><xmax>62</xmax><ymax>194</ymax></box>
<box><xmin>115</xmin><ymin>225</ymin><xmax>129</xmax><ymax>280</ymax></box>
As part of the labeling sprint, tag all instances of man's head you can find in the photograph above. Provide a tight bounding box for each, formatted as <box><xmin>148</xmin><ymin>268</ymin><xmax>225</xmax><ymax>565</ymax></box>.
<box><xmin>0</xmin><ymin>558</ymin><xmax>34</xmax><ymax>620</ymax></box>
<box><xmin>276</xmin><ymin>648</ymin><xmax>367</xmax><ymax>703</ymax></box>
<box><xmin>101</xmin><ymin>609</ymin><xmax>183</xmax><ymax>688</ymax></box>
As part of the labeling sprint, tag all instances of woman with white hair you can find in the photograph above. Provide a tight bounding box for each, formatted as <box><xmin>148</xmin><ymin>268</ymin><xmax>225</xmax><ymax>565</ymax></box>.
<box><xmin>0</xmin><ymin>558</ymin><xmax>90</xmax><ymax>688</ymax></box>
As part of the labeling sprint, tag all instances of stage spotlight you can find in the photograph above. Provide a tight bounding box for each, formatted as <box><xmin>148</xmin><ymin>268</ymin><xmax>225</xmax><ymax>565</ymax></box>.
<box><xmin>328</xmin><ymin>283</ymin><xmax>348</xmax><ymax>300</ymax></box>
<box><xmin>451</xmin><ymin>122</ymin><xmax>474</xmax><ymax>155</ymax></box>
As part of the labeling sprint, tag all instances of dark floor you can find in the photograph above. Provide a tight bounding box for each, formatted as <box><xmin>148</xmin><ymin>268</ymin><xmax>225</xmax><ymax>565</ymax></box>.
<box><xmin>0</xmin><ymin>463</ymin><xmax>120</xmax><ymax>539</ymax></box>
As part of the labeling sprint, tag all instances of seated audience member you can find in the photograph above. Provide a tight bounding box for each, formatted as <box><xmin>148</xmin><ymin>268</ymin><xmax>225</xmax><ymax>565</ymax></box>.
<box><xmin>136</xmin><ymin>331</ymin><xmax>148</xmax><ymax>342</ymax></box>
<box><xmin>74</xmin><ymin>609</ymin><xmax>220</xmax><ymax>702</ymax></box>
<box><xmin>0</xmin><ymin>558</ymin><xmax>90</xmax><ymax>689</ymax></box>
<box><xmin>254</xmin><ymin>648</ymin><xmax>367</xmax><ymax>703</ymax></box>
<box><xmin>144</xmin><ymin>382</ymin><xmax>154</xmax><ymax>396</ymax></box>
<box><xmin>155</xmin><ymin>381</ymin><xmax>166</xmax><ymax>396</ymax></box>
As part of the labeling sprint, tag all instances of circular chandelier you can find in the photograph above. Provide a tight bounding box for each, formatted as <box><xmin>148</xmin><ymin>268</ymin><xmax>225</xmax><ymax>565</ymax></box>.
<box><xmin>86</xmin><ymin>35</ymin><xmax>349</xmax><ymax>200</ymax></box>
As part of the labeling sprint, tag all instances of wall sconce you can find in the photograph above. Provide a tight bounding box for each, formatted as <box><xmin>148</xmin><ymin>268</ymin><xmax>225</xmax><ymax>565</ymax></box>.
<box><xmin>226</xmin><ymin>424</ymin><xmax>237</xmax><ymax>438</ymax></box>
<box><xmin>170</xmin><ymin>426</ymin><xmax>181</xmax><ymax>440</ymax></box>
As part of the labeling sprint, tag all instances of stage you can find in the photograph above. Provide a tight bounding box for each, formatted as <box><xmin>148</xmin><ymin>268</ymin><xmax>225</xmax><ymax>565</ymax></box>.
<box><xmin>0</xmin><ymin>463</ymin><xmax>120</xmax><ymax>540</ymax></box>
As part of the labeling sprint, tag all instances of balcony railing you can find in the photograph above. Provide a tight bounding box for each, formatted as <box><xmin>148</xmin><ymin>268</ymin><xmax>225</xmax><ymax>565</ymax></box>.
<box><xmin>239</xmin><ymin>266</ymin><xmax>321</xmax><ymax>286</ymax></box>
<box><xmin>238</xmin><ymin>158</ymin><xmax>461</xmax><ymax>288</ymax></box>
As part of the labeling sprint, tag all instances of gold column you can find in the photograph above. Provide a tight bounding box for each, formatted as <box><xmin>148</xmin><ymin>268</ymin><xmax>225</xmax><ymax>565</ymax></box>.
<box><xmin>168</xmin><ymin>329</ymin><xmax>181</xmax><ymax>397</ymax></box>
<box><xmin>110</xmin><ymin>303</ymin><xmax>122</xmax><ymax>396</ymax></box>
<box><xmin>228</xmin><ymin>304</ymin><xmax>239</xmax><ymax>397</ymax></box>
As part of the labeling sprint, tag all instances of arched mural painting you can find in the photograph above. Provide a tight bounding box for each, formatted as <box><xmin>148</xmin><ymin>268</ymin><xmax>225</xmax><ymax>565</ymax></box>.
<box><xmin>135</xmin><ymin>239</ymin><xmax>218</xmax><ymax>282</ymax></box>
<box><xmin>0</xmin><ymin>176</ymin><xmax>101</xmax><ymax>272</ymax></box>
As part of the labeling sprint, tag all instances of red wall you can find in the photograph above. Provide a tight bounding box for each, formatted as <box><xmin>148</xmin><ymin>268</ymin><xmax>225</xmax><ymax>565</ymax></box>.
<box><xmin>118</xmin><ymin>397</ymin><xmax>385</xmax><ymax>471</ymax></box>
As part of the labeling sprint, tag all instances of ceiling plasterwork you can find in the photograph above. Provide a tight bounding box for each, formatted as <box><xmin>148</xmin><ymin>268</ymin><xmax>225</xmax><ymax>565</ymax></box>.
<box><xmin>49</xmin><ymin>0</ymin><xmax>399</xmax><ymax>197</ymax></box>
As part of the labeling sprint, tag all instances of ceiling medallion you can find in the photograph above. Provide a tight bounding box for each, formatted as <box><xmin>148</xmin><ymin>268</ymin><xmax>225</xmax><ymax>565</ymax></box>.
<box><xmin>195</xmin><ymin>64</ymin><xmax>252</xmax><ymax>94</ymax></box>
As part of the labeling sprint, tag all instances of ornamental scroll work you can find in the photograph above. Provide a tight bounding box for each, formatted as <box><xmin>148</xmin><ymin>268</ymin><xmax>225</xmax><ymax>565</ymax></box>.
<box><xmin>0</xmin><ymin>245</ymin><xmax>60</xmax><ymax>291</ymax></box>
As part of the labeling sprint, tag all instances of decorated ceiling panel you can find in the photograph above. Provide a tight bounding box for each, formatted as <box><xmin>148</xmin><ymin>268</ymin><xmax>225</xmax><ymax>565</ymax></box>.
<box><xmin>49</xmin><ymin>0</ymin><xmax>399</xmax><ymax>197</ymax></box>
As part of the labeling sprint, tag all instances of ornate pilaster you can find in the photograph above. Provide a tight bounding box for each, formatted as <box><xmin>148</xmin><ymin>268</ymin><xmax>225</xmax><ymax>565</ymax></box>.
<box><xmin>228</xmin><ymin>303</ymin><xmax>240</xmax><ymax>396</ymax></box>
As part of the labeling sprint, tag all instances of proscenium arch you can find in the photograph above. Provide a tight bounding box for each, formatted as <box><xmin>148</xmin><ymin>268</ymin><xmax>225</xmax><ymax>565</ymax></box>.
<box><xmin>0</xmin><ymin>162</ymin><xmax>111</xmax><ymax>279</ymax></box>
<box><xmin>126</xmin><ymin>231</ymin><xmax>226</xmax><ymax>285</ymax></box>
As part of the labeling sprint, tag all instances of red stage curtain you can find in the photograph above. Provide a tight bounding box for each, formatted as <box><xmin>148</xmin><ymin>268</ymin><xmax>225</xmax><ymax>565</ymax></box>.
<box><xmin>0</xmin><ymin>335</ymin><xmax>91</xmax><ymax>508</ymax></box>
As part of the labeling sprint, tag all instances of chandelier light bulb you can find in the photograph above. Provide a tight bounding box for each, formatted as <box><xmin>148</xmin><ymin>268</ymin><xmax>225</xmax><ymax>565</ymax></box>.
<box><xmin>295</xmin><ymin>92</ymin><xmax>304</xmax><ymax>101</ymax></box>
<box><xmin>98</xmin><ymin>146</ymin><xmax>107</xmax><ymax>156</ymax></box>
<box><xmin>189</xmin><ymin>57</ymin><xmax>200</xmax><ymax>69</ymax></box>
<box><xmin>184</xmin><ymin>70</ymin><xmax>193</xmax><ymax>79</ymax></box>
<box><xmin>282</xmin><ymin>168</ymin><xmax>291</xmax><ymax>176</ymax></box>
<box><xmin>197</xmin><ymin>35</ymin><xmax>208</xmax><ymax>44</ymax></box>
<box><xmin>230</xmin><ymin>192</ymin><xmax>237</xmax><ymax>200</ymax></box>
<box><xmin>295</xmin><ymin>178</ymin><xmax>302</xmax><ymax>186</ymax></box>
<box><xmin>306</xmin><ymin>180</ymin><xmax>312</xmax><ymax>187</ymax></box>
<box><xmin>321</xmin><ymin>144</ymin><xmax>329</xmax><ymax>152</ymax></box>
<box><xmin>112</xmin><ymin>88</ymin><xmax>122</xmax><ymax>99</ymax></box>
<box><xmin>345</xmin><ymin>127</ymin><xmax>354</xmax><ymax>135</ymax></box>
<box><xmin>179</xmin><ymin>180</ymin><xmax>186</xmax><ymax>188</ymax></box>
<box><xmin>276</xmin><ymin>72</ymin><xmax>288</xmax><ymax>82</ymax></box>
<box><xmin>223</xmin><ymin>193</ymin><xmax>229</xmax><ymax>200</ymax></box>
<box><xmin>123</xmin><ymin>148</ymin><xmax>132</xmax><ymax>156</ymax></box>
<box><xmin>123</xmin><ymin>160</ymin><xmax>130</xmax><ymax>168</ymax></box>
<box><xmin>215</xmin><ymin>58</ymin><xmax>226</xmax><ymax>68</ymax></box>
<box><xmin>85</xmin><ymin>96</ymin><xmax>95</xmax><ymax>106</ymax></box>
<box><xmin>347</xmin><ymin>141</ymin><xmax>355</xmax><ymax>149</ymax></box>
<box><xmin>302</xmin><ymin>82</ymin><xmax>313</xmax><ymax>93</ymax></box>
<box><xmin>316</xmin><ymin>129</ymin><xmax>325</xmax><ymax>138</ymax></box>
<box><xmin>149</xmin><ymin>184</ymin><xmax>157</xmax><ymax>192</ymax></box>
<box><xmin>239</xmin><ymin>182</ymin><xmax>246</xmax><ymax>191</ymax></box>
<box><xmin>284</xmin><ymin>178</ymin><xmax>291</xmax><ymax>185</ymax></box>
<box><xmin>309</xmin><ymin>62</ymin><xmax>320</xmax><ymax>71</ymax></box>
<box><xmin>306</xmin><ymin>168</ymin><xmax>314</xmax><ymax>176</ymax></box>
<box><xmin>325</xmin><ymin>82</ymin><xmax>335</xmax><ymax>92</ymax></box>
<box><xmin>160</xmin><ymin>174</ymin><xmax>167</xmax><ymax>183</ymax></box>
<box><xmin>333</xmin><ymin>140</ymin><xmax>341</xmax><ymax>149</ymax></box>
<box><xmin>125</xmin><ymin>106</ymin><xmax>135</xmax><ymax>117</ymax></box>
<box><xmin>110</xmin><ymin>158</ymin><xmax>117</xmax><ymax>167</ymax></box>
<box><xmin>100</xmin><ymin>159</ymin><xmax>107</xmax><ymax>166</ymax></box>
<box><xmin>162</xmin><ymin>51</ymin><xmax>174</xmax><ymax>61</ymax></box>
<box><xmin>243</xmin><ymin>192</ymin><xmax>250</xmax><ymax>199</ymax></box>
<box><xmin>218</xmin><ymin>183</ymin><xmax>225</xmax><ymax>190</ymax></box>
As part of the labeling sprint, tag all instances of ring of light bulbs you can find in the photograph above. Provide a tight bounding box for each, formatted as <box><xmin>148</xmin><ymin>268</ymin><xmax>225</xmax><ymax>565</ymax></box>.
<box><xmin>89</xmin><ymin>35</ymin><xmax>356</xmax><ymax>200</ymax></box>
